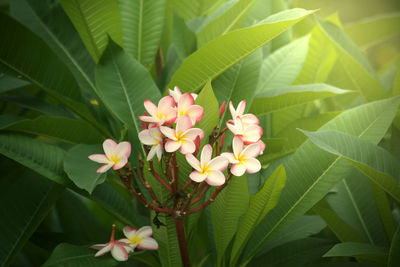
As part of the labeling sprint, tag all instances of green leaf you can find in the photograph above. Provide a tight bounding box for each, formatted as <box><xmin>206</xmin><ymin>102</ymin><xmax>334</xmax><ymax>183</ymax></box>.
<box><xmin>257</xmin><ymin>36</ymin><xmax>309</xmax><ymax>92</ymax></box>
<box><xmin>64</xmin><ymin>144</ymin><xmax>107</xmax><ymax>194</ymax></box>
<box><xmin>231</xmin><ymin>165</ymin><xmax>286</xmax><ymax>265</ymax></box>
<box><xmin>0</xmin><ymin>13</ymin><xmax>80</xmax><ymax>100</ymax></box>
<box><xmin>172</xmin><ymin>12</ymin><xmax>196</xmax><ymax>59</ymax></box>
<box><xmin>197</xmin><ymin>0</ymin><xmax>257</xmax><ymax>47</ymax></box>
<box><xmin>318</xmin><ymin>19</ymin><xmax>387</xmax><ymax>102</ymax></box>
<box><xmin>344</xmin><ymin>13</ymin><xmax>400</xmax><ymax>49</ymax></box>
<box><xmin>59</xmin><ymin>0</ymin><xmax>123</xmax><ymax>62</ymax></box>
<box><xmin>10</xmin><ymin>0</ymin><xmax>97</xmax><ymax>96</ymax></box>
<box><xmin>170</xmin><ymin>0</ymin><xmax>218</xmax><ymax>21</ymax></box>
<box><xmin>2</xmin><ymin>115</ymin><xmax>104</xmax><ymax>144</ymax></box>
<box><xmin>240</xmin><ymin>96</ymin><xmax>400</xmax><ymax>264</ymax></box>
<box><xmin>0</xmin><ymin>172</ymin><xmax>64</xmax><ymax>266</ymax></box>
<box><xmin>300</xmin><ymin>129</ymin><xmax>400</xmax><ymax>203</ymax></box>
<box><xmin>43</xmin><ymin>243</ymin><xmax>118</xmax><ymax>267</ymax></box>
<box><xmin>323</xmin><ymin>242</ymin><xmax>388</xmax><ymax>258</ymax></box>
<box><xmin>168</xmin><ymin>8</ymin><xmax>315</xmax><ymax>93</ymax></box>
<box><xmin>95</xmin><ymin>40</ymin><xmax>161</xmax><ymax>142</ymax></box>
<box><xmin>251</xmin><ymin>83</ymin><xmax>351</xmax><ymax>116</ymax></box>
<box><xmin>0</xmin><ymin>74</ymin><xmax>29</xmax><ymax>93</ymax></box>
<box><xmin>210</xmin><ymin>175</ymin><xmax>250</xmax><ymax>264</ymax></box>
<box><xmin>389</xmin><ymin>224</ymin><xmax>400</xmax><ymax>267</ymax></box>
<box><xmin>119</xmin><ymin>0</ymin><xmax>166</xmax><ymax>66</ymax></box>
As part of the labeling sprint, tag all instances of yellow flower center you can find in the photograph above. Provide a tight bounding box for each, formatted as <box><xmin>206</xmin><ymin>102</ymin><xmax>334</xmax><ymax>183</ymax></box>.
<box><xmin>109</xmin><ymin>155</ymin><xmax>120</xmax><ymax>165</ymax></box>
<box><xmin>129</xmin><ymin>235</ymin><xmax>142</xmax><ymax>246</ymax></box>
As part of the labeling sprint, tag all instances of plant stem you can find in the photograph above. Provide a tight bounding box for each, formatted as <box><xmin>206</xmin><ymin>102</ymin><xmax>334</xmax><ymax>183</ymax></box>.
<box><xmin>174</xmin><ymin>217</ymin><xmax>191</xmax><ymax>267</ymax></box>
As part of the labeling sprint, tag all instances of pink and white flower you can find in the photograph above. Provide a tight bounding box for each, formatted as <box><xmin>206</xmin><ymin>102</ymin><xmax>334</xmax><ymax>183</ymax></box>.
<box><xmin>226</xmin><ymin>117</ymin><xmax>263</xmax><ymax>145</ymax></box>
<box><xmin>138</xmin><ymin>96</ymin><xmax>177</xmax><ymax>126</ymax></box>
<box><xmin>88</xmin><ymin>139</ymin><xmax>131</xmax><ymax>173</ymax></box>
<box><xmin>168</xmin><ymin>86</ymin><xmax>198</xmax><ymax>103</ymax></box>
<box><xmin>185</xmin><ymin>144</ymin><xmax>228</xmax><ymax>186</ymax></box>
<box><xmin>221</xmin><ymin>136</ymin><xmax>261</xmax><ymax>176</ymax></box>
<box><xmin>138</xmin><ymin>127</ymin><xmax>163</xmax><ymax>161</ymax></box>
<box><xmin>176</xmin><ymin>93</ymin><xmax>204</xmax><ymax>125</ymax></box>
<box><xmin>229</xmin><ymin>100</ymin><xmax>259</xmax><ymax>125</ymax></box>
<box><xmin>120</xmin><ymin>226</ymin><xmax>158</xmax><ymax>251</ymax></box>
<box><xmin>90</xmin><ymin>224</ymin><xmax>132</xmax><ymax>261</ymax></box>
<box><xmin>160</xmin><ymin>115</ymin><xmax>204</xmax><ymax>154</ymax></box>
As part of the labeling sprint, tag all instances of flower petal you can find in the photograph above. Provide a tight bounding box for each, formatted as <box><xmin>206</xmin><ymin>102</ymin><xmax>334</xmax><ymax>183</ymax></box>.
<box><xmin>138</xmin><ymin>237</ymin><xmax>159</xmax><ymax>250</ymax></box>
<box><xmin>94</xmin><ymin>243</ymin><xmax>112</xmax><ymax>256</ymax></box>
<box><xmin>178</xmin><ymin>93</ymin><xmax>195</xmax><ymax>111</ymax></box>
<box><xmin>165</xmin><ymin>140</ymin><xmax>181</xmax><ymax>152</ymax></box>
<box><xmin>244</xmin><ymin>158</ymin><xmax>261</xmax><ymax>173</ymax></box>
<box><xmin>185</xmin><ymin>154</ymin><xmax>202</xmax><ymax>172</ymax></box>
<box><xmin>237</xmin><ymin>100</ymin><xmax>246</xmax><ymax>116</ymax></box>
<box><xmin>169</xmin><ymin>86</ymin><xmax>182</xmax><ymax>102</ymax></box>
<box><xmin>201</xmin><ymin>144</ymin><xmax>213</xmax><ymax>165</ymax></box>
<box><xmin>226</xmin><ymin>121</ymin><xmax>240</xmax><ymax>135</ymax></box>
<box><xmin>243</xmin><ymin>125</ymin><xmax>263</xmax><ymax>143</ymax></box>
<box><xmin>232</xmin><ymin>136</ymin><xmax>244</xmax><ymax>156</ymax></box>
<box><xmin>241</xmin><ymin>143</ymin><xmax>261</xmax><ymax>159</ymax></box>
<box><xmin>138</xmin><ymin>115</ymin><xmax>159</xmax><ymax>123</ymax></box>
<box><xmin>123</xmin><ymin>226</ymin><xmax>137</xmax><ymax>240</ymax></box>
<box><xmin>111</xmin><ymin>244</ymin><xmax>129</xmax><ymax>261</ymax></box>
<box><xmin>143</xmin><ymin>100</ymin><xmax>158</xmax><ymax>117</ymax></box>
<box><xmin>205</xmin><ymin>170</ymin><xmax>225</xmax><ymax>186</ymax></box>
<box><xmin>208</xmin><ymin>156</ymin><xmax>228</xmax><ymax>172</ymax></box>
<box><xmin>229</xmin><ymin>101</ymin><xmax>236</xmax><ymax>118</ymax></box>
<box><xmin>139</xmin><ymin>130</ymin><xmax>156</xmax><ymax>145</ymax></box>
<box><xmin>90</xmin><ymin>243</ymin><xmax>107</xmax><ymax>249</ymax></box>
<box><xmin>176</xmin><ymin>115</ymin><xmax>193</xmax><ymax>134</ymax></box>
<box><xmin>158</xmin><ymin>96</ymin><xmax>175</xmax><ymax>113</ymax></box>
<box><xmin>97</xmin><ymin>163</ymin><xmax>113</xmax><ymax>173</ymax></box>
<box><xmin>112</xmin><ymin>157</ymin><xmax>128</xmax><ymax>170</ymax></box>
<box><xmin>156</xmin><ymin>145</ymin><xmax>163</xmax><ymax>161</ymax></box>
<box><xmin>149</xmin><ymin>127</ymin><xmax>163</xmax><ymax>141</ymax></box>
<box><xmin>220</xmin><ymin>152</ymin><xmax>238</xmax><ymax>164</ymax></box>
<box><xmin>179</xmin><ymin>140</ymin><xmax>195</xmax><ymax>154</ymax></box>
<box><xmin>241</xmin><ymin>113</ymin><xmax>259</xmax><ymax>125</ymax></box>
<box><xmin>163</xmin><ymin>107</ymin><xmax>177</xmax><ymax>125</ymax></box>
<box><xmin>115</xmin><ymin>141</ymin><xmax>131</xmax><ymax>158</ymax></box>
<box><xmin>103</xmin><ymin>139</ymin><xmax>117</xmax><ymax>157</ymax></box>
<box><xmin>160</xmin><ymin>126</ymin><xmax>177</xmax><ymax>140</ymax></box>
<box><xmin>147</xmin><ymin>146</ymin><xmax>157</xmax><ymax>161</ymax></box>
<box><xmin>230</xmin><ymin>163</ymin><xmax>246</xmax><ymax>177</ymax></box>
<box><xmin>136</xmin><ymin>226</ymin><xmax>153</xmax><ymax>238</ymax></box>
<box><xmin>88</xmin><ymin>154</ymin><xmax>110</xmax><ymax>164</ymax></box>
<box><xmin>186</xmin><ymin>105</ymin><xmax>204</xmax><ymax>124</ymax></box>
<box><xmin>183</xmin><ymin>128</ymin><xmax>203</xmax><ymax>140</ymax></box>
<box><xmin>189</xmin><ymin>171</ymin><xmax>207</xmax><ymax>183</ymax></box>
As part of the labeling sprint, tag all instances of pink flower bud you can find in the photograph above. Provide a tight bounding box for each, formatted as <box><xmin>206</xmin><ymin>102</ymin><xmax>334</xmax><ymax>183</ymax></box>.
<box><xmin>219</xmin><ymin>101</ymin><xmax>226</xmax><ymax>118</ymax></box>
<box><xmin>193</xmin><ymin>136</ymin><xmax>201</xmax><ymax>156</ymax></box>
<box><xmin>219</xmin><ymin>132</ymin><xmax>225</xmax><ymax>150</ymax></box>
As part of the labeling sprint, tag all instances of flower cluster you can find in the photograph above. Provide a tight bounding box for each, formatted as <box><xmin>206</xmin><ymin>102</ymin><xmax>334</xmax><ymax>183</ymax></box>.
<box><xmin>91</xmin><ymin>225</ymin><xmax>158</xmax><ymax>261</ymax></box>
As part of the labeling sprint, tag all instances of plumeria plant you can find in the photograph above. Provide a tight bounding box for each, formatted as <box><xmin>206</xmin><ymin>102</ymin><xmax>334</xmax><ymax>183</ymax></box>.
<box><xmin>88</xmin><ymin>91</ymin><xmax>264</xmax><ymax>264</ymax></box>
<box><xmin>1</xmin><ymin>0</ymin><xmax>400</xmax><ymax>267</ymax></box>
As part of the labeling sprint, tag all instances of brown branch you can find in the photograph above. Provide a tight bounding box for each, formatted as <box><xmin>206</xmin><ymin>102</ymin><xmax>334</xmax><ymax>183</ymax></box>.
<box><xmin>181</xmin><ymin>180</ymin><xmax>192</xmax><ymax>192</ymax></box>
<box><xmin>132</xmin><ymin>166</ymin><xmax>158</xmax><ymax>205</ymax></box>
<box><xmin>188</xmin><ymin>184</ymin><xmax>209</xmax><ymax>207</ymax></box>
<box><xmin>149</xmin><ymin>161</ymin><xmax>172</xmax><ymax>192</ymax></box>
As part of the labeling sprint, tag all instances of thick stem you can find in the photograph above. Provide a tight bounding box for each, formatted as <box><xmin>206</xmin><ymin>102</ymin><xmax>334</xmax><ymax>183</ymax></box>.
<box><xmin>174</xmin><ymin>217</ymin><xmax>191</xmax><ymax>267</ymax></box>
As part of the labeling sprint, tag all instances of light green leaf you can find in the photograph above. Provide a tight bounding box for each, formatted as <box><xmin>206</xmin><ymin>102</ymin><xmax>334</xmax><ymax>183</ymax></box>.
<box><xmin>0</xmin><ymin>173</ymin><xmax>63</xmax><ymax>267</ymax></box>
<box><xmin>119</xmin><ymin>0</ymin><xmax>166</xmax><ymax>66</ymax></box>
<box><xmin>389</xmin><ymin>225</ymin><xmax>400</xmax><ymax>267</ymax></box>
<box><xmin>231</xmin><ymin>165</ymin><xmax>286</xmax><ymax>265</ymax></box>
<box><xmin>211</xmin><ymin>175</ymin><xmax>250</xmax><ymax>264</ymax></box>
<box><xmin>300</xmin><ymin>129</ymin><xmax>400</xmax><ymax>203</ymax></box>
<box><xmin>257</xmin><ymin>36</ymin><xmax>309</xmax><ymax>92</ymax></box>
<box><xmin>392</xmin><ymin>68</ymin><xmax>400</xmax><ymax>96</ymax></box>
<box><xmin>323</xmin><ymin>242</ymin><xmax>388</xmax><ymax>258</ymax></box>
<box><xmin>168</xmin><ymin>8</ymin><xmax>315</xmax><ymax>93</ymax></box>
<box><xmin>60</xmin><ymin>0</ymin><xmax>123</xmax><ymax>62</ymax></box>
<box><xmin>344</xmin><ymin>13</ymin><xmax>400</xmax><ymax>49</ymax></box>
<box><xmin>170</xmin><ymin>0</ymin><xmax>219</xmax><ymax>21</ymax></box>
<box><xmin>2</xmin><ymin>115</ymin><xmax>104</xmax><ymax>144</ymax></box>
<box><xmin>197</xmin><ymin>0</ymin><xmax>257</xmax><ymax>47</ymax></box>
<box><xmin>240</xmin><ymin>96</ymin><xmax>400</xmax><ymax>265</ymax></box>
<box><xmin>64</xmin><ymin>144</ymin><xmax>107</xmax><ymax>194</ymax></box>
<box><xmin>43</xmin><ymin>243</ymin><xmax>117</xmax><ymax>267</ymax></box>
<box><xmin>172</xmin><ymin>12</ymin><xmax>196</xmax><ymax>59</ymax></box>
<box><xmin>251</xmin><ymin>83</ymin><xmax>351</xmax><ymax>116</ymax></box>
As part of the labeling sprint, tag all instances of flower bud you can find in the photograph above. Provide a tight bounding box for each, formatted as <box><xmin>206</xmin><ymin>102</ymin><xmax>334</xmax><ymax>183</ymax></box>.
<box><xmin>219</xmin><ymin>101</ymin><xmax>226</xmax><ymax>118</ymax></box>
<box><xmin>193</xmin><ymin>136</ymin><xmax>201</xmax><ymax>156</ymax></box>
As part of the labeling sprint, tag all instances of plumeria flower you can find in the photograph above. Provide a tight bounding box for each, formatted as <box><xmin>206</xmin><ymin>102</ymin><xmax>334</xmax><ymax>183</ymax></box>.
<box><xmin>226</xmin><ymin>117</ymin><xmax>263</xmax><ymax>144</ymax></box>
<box><xmin>185</xmin><ymin>144</ymin><xmax>228</xmax><ymax>186</ymax></box>
<box><xmin>176</xmin><ymin>93</ymin><xmax>204</xmax><ymax>125</ymax></box>
<box><xmin>120</xmin><ymin>226</ymin><xmax>158</xmax><ymax>251</ymax></box>
<box><xmin>89</xmin><ymin>139</ymin><xmax>131</xmax><ymax>173</ymax></box>
<box><xmin>160</xmin><ymin>115</ymin><xmax>204</xmax><ymax>154</ymax></box>
<box><xmin>168</xmin><ymin>86</ymin><xmax>198</xmax><ymax>103</ymax></box>
<box><xmin>138</xmin><ymin>127</ymin><xmax>163</xmax><ymax>161</ymax></box>
<box><xmin>229</xmin><ymin>100</ymin><xmax>259</xmax><ymax>125</ymax></box>
<box><xmin>90</xmin><ymin>224</ymin><xmax>132</xmax><ymax>261</ymax></box>
<box><xmin>221</xmin><ymin>136</ymin><xmax>261</xmax><ymax>176</ymax></box>
<box><xmin>255</xmin><ymin>139</ymin><xmax>266</xmax><ymax>155</ymax></box>
<box><xmin>138</xmin><ymin>96</ymin><xmax>177</xmax><ymax>126</ymax></box>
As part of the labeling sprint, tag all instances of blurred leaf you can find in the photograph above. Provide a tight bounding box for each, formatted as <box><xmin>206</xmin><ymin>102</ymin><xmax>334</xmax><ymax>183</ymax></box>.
<box><xmin>323</xmin><ymin>242</ymin><xmax>388</xmax><ymax>258</ymax></box>
<box><xmin>172</xmin><ymin>12</ymin><xmax>196</xmax><ymax>59</ymax></box>
<box><xmin>0</xmin><ymin>74</ymin><xmax>29</xmax><ymax>93</ymax></box>
<box><xmin>64</xmin><ymin>144</ymin><xmax>107</xmax><ymax>194</ymax></box>
<box><xmin>344</xmin><ymin>13</ymin><xmax>400</xmax><ymax>49</ymax></box>
<box><xmin>43</xmin><ymin>243</ymin><xmax>117</xmax><ymax>267</ymax></box>
<box><xmin>168</xmin><ymin>8</ymin><xmax>315</xmax><ymax>93</ymax></box>
<box><xmin>240</xmin><ymin>97</ymin><xmax>400</xmax><ymax>265</ymax></box>
<box><xmin>119</xmin><ymin>0</ymin><xmax>166</xmax><ymax>66</ymax></box>
<box><xmin>2</xmin><ymin>115</ymin><xmax>104</xmax><ymax>144</ymax></box>
<box><xmin>251</xmin><ymin>83</ymin><xmax>351</xmax><ymax>116</ymax></box>
<box><xmin>211</xmin><ymin>174</ymin><xmax>250</xmax><ymax>264</ymax></box>
<box><xmin>301</xmin><ymin>129</ymin><xmax>400</xmax><ymax>203</ymax></box>
<box><xmin>170</xmin><ymin>0</ymin><xmax>219</xmax><ymax>21</ymax></box>
<box><xmin>257</xmin><ymin>36</ymin><xmax>309</xmax><ymax>92</ymax></box>
<box><xmin>197</xmin><ymin>0</ymin><xmax>257</xmax><ymax>47</ymax></box>
<box><xmin>59</xmin><ymin>0</ymin><xmax>123</xmax><ymax>62</ymax></box>
<box><xmin>388</xmin><ymin>225</ymin><xmax>400</xmax><ymax>267</ymax></box>
<box><xmin>392</xmin><ymin>68</ymin><xmax>400</xmax><ymax>96</ymax></box>
<box><xmin>231</xmin><ymin>165</ymin><xmax>286</xmax><ymax>265</ymax></box>
<box><xmin>10</xmin><ymin>0</ymin><xmax>97</xmax><ymax>96</ymax></box>
<box><xmin>0</xmin><ymin>172</ymin><xmax>63</xmax><ymax>266</ymax></box>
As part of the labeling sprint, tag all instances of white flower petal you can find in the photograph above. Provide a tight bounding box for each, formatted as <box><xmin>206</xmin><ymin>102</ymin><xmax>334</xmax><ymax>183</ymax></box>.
<box><xmin>241</xmin><ymin>114</ymin><xmax>259</xmax><ymax>125</ymax></box>
<box><xmin>220</xmin><ymin>152</ymin><xmax>238</xmax><ymax>164</ymax></box>
<box><xmin>189</xmin><ymin>171</ymin><xmax>207</xmax><ymax>183</ymax></box>
<box><xmin>94</xmin><ymin>243</ymin><xmax>112</xmax><ymax>256</ymax></box>
<box><xmin>156</xmin><ymin>145</ymin><xmax>163</xmax><ymax>161</ymax></box>
<box><xmin>176</xmin><ymin>115</ymin><xmax>192</xmax><ymax>134</ymax></box>
<box><xmin>237</xmin><ymin>100</ymin><xmax>246</xmax><ymax>116</ymax></box>
<box><xmin>232</xmin><ymin>136</ymin><xmax>244</xmax><ymax>156</ymax></box>
<box><xmin>230</xmin><ymin>163</ymin><xmax>246</xmax><ymax>177</ymax></box>
<box><xmin>158</xmin><ymin>96</ymin><xmax>175</xmax><ymax>113</ymax></box>
<box><xmin>186</xmin><ymin>105</ymin><xmax>204</xmax><ymax>124</ymax></box>
<box><xmin>208</xmin><ymin>156</ymin><xmax>228</xmax><ymax>172</ymax></box>
<box><xmin>88</xmin><ymin>154</ymin><xmax>110</xmax><ymax>164</ymax></box>
<box><xmin>103</xmin><ymin>139</ymin><xmax>117</xmax><ymax>157</ymax></box>
<box><xmin>147</xmin><ymin>146</ymin><xmax>157</xmax><ymax>161</ymax></box>
<box><xmin>139</xmin><ymin>130</ymin><xmax>156</xmax><ymax>145</ymax></box>
<box><xmin>123</xmin><ymin>226</ymin><xmax>137</xmax><ymax>240</ymax></box>
<box><xmin>165</xmin><ymin>140</ymin><xmax>181</xmax><ymax>152</ymax></box>
<box><xmin>115</xmin><ymin>141</ymin><xmax>131</xmax><ymax>158</ymax></box>
<box><xmin>112</xmin><ymin>157</ymin><xmax>128</xmax><ymax>170</ymax></box>
<box><xmin>144</xmin><ymin>100</ymin><xmax>158</xmax><ymax>117</ymax></box>
<box><xmin>138</xmin><ymin>237</ymin><xmax>159</xmax><ymax>250</ymax></box>
<box><xmin>111</xmin><ymin>244</ymin><xmax>129</xmax><ymax>261</ymax></box>
<box><xmin>179</xmin><ymin>140</ymin><xmax>195</xmax><ymax>154</ymax></box>
<box><xmin>185</xmin><ymin>154</ymin><xmax>202</xmax><ymax>172</ymax></box>
<box><xmin>243</xmin><ymin>158</ymin><xmax>261</xmax><ymax>173</ymax></box>
<box><xmin>136</xmin><ymin>226</ymin><xmax>153</xmax><ymax>238</ymax></box>
<box><xmin>178</xmin><ymin>93</ymin><xmax>195</xmax><ymax>111</ymax></box>
<box><xmin>160</xmin><ymin>126</ymin><xmax>177</xmax><ymax>140</ymax></box>
<box><xmin>205</xmin><ymin>170</ymin><xmax>225</xmax><ymax>186</ymax></box>
<box><xmin>201</xmin><ymin>144</ymin><xmax>213</xmax><ymax>165</ymax></box>
<box><xmin>242</xmin><ymin>143</ymin><xmax>261</xmax><ymax>159</ymax></box>
<box><xmin>97</xmin><ymin>163</ymin><xmax>113</xmax><ymax>173</ymax></box>
<box><xmin>183</xmin><ymin>128</ymin><xmax>203</xmax><ymax>140</ymax></box>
